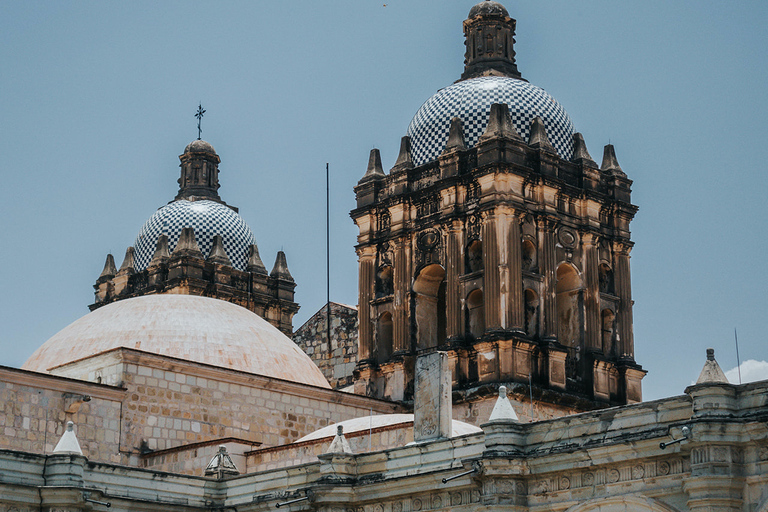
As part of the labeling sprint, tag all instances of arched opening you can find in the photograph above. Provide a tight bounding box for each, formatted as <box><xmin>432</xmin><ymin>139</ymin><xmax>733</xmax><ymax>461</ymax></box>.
<box><xmin>376</xmin><ymin>312</ymin><xmax>393</xmax><ymax>364</ymax></box>
<box><xmin>524</xmin><ymin>288</ymin><xmax>539</xmax><ymax>337</ymax></box>
<box><xmin>466</xmin><ymin>240</ymin><xmax>483</xmax><ymax>274</ymax></box>
<box><xmin>522</xmin><ymin>239</ymin><xmax>537</xmax><ymax>272</ymax></box>
<box><xmin>599</xmin><ymin>263</ymin><xmax>614</xmax><ymax>294</ymax></box>
<box><xmin>375</xmin><ymin>265</ymin><xmax>393</xmax><ymax>298</ymax></box>
<box><xmin>601</xmin><ymin>309</ymin><xmax>615</xmax><ymax>355</ymax></box>
<box><xmin>466</xmin><ymin>289</ymin><xmax>485</xmax><ymax>339</ymax></box>
<box><xmin>556</xmin><ymin>263</ymin><xmax>583</xmax><ymax>347</ymax></box>
<box><xmin>413</xmin><ymin>264</ymin><xmax>447</xmax><ymax>351</ymax></box>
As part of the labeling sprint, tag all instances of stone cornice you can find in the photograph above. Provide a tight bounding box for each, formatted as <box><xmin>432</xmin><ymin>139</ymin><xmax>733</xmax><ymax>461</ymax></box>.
<box><xmin>0</xmin><ymin>365</ymin><xmax>125</xmax><ymax>401</ymax></box>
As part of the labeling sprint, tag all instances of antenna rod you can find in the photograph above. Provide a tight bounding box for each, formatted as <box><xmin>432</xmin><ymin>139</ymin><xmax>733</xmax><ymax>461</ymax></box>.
<box><xmin>734</xmin><ymin>328</ymin><xmax>742</xmax><ymax>384</ymax></box>
<box><xmin>326</xmin><ymin>163</ymin><xmax>331</xmax><ymax>353</ymax></box>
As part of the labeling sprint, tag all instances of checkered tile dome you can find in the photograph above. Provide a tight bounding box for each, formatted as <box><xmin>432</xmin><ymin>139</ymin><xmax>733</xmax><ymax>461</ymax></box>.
<box><xmin>407</xmin><ymin>76</ymin><xmax>574</xmax><ymax>165</ymax></box>
<box><xmin>133</xmin><ymin>200</ymin><xmax>256</xmax><ymax>271</ymax></box>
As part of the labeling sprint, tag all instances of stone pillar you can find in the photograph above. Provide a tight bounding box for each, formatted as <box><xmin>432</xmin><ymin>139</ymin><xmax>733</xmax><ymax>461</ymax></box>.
<box><xmin>357</xmin><ymin>246</ymin><xmax>376</xmax><ymax>362</ymax></box>
<box><xmin>392</xmin><ymin>237</ymin><xmax>411</xmax><ymax>354</ymax></box>
<box><xmin>482</xmin><ymin>212</ymin><xmax>501</xmax><ymax>330</ymax></box>
<box><xmin>613</xmin><ymin>242</ymin><xmax>634</xmax><ymax>360</ymax></box>
<box><xmin>507</xmin><ymin>210</ymin><xmax>524</xmax><ymax>331</ymax></box>
<box><xmin>413</xmin><ymin>351</ymin><xmax>452</xmax><ymax>442</ymax></box>
<box><xmin>445</xmin><ymin>220</ymin><xmax>463</xmax><ymax>339</ymax></box>
<box><xmin>540</xmin><ymin>218</ymin><xmax>558</xmax><ymax>339</ymax></box>
<box><xmin>583</xmin><ymin>233</ymin><xmax>601</xmax><ymax>352</ymax></box>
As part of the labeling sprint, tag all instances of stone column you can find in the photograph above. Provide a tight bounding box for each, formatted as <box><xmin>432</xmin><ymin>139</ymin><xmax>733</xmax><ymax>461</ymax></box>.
<box><xmin>357</xmin><ymin>246</ymin><xmax>376</xmax><ymax>362</ymax></box>
<box><xmin>540</xmin><ymin>218</ymin><xmax>558</xmax><ymax>339</ymax></box>
<box><xmin>583</xmin><ymin>233</ymin><xmax>601</xmax><ymax>352</ymax></box>
<box><xmin>392</xmin><ymin>237</ymin><xmax>411</xmax><ymax>354</ymax></box>
<box><xmin>445</xmin><ymin>220</ymin><xmax>463</xmax><ymax>339</ymax></box>
<box><xmin>507</xmin><ymin>209</ymin><xmax>524</xmax><ymax>331</ymax></box>
<box><xmin>413</xmin><ymin>351</ymin><xmax>452</xmax><ymax>442</ymax></box>
<box><xmin>613</xmin><ymin>242</ymin><xmax>634</xmax><ymax>360</ymax></box>
<box><xmin>482</xmin><ymin>212</ymin><xmax>501</xmax><ymax>329</ymax></box>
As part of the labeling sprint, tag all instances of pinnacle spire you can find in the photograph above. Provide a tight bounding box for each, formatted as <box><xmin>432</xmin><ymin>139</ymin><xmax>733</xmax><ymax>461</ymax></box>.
<box><xmin>487</xmin><ymin>385</ymin><xmax>519</xmax><ymax>421</ymax></box>
<box><xmin>53</xmin><ymin>421</ymin><xmax>83</xmax><ymax>455</ymax></box>
<box><xmin>392</xmin><ymin>136</ymin><xmax>414</xmax><ymax>171</ymax></box>
<box><xmin>479</xmin><ymin>103</ymin><xmax>521</xmax><ymax>142</ymax></box>
<box><xmin>359</xmin><ymin>149</ymin><xmax>385</xmax><ymax>183</ymax></box>
<box><xmin>117</xmin><ymin>247</ymin><xmax>136</xmax><ymax>275</ymax></box>
<box><xmin>99</xmin><ymin>254</ymin><xmax>117</xmax><ymax>280</ymax></box>
<box><xmin>207</xmin><ymin>235</ymin><xmax>232</xmax><ymax>266</ymax></box>
<box><xmin>695</xmin><ymin>348</ymin><xmax>730</xmax><ymax>385</ymax></box>
<box><xmin>270</xmin><ymin>251</ymin><xmax>294</xmax><ymax>281</ymax></box>
<box><xmin>528</xmin><ymin>117</ymin><xmax>554</xmax><ymax>151</ymax></box>
<box><xmin>443</xmin><ymin>117</ymin><xmax>467</xmax><ymax>153</ymax></box>
<box><xmin>247</xmin><ymin>244</ymin><xmax>268</xmax><ymax>274</ymax></box>
<box><xmin>600</xmin><ymin>144</ymin><xmax>625</xmax><ymax>176</ymax></box>
<box><xmin>326</xmin><ymin>425</ymin><xmax>353</xmax><ymax>454</ymax></box>
<box><xmin>172</xmin><ymin>227</ymin><xmax>203</xmax><ymax>259</ymax></box>
<box><xmin>149</xmin><ymin>234</ymin><xmax>170</xmax><ymax>266</ymax></box>
<box><xmin>571</xmin><ymin>133</ymin><xmax>596</xmax><ymax>166</ymax></box>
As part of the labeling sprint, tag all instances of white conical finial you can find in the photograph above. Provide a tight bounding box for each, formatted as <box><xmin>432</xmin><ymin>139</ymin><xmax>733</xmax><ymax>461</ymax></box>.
<box><xmin>52</xmin><ymin>421</ymin><xmax>83</xmax><ymax>455</ymax></box>
<box><xmin>488</xmin><ymin>386</ymin><xmax>519</xmax><ymax>422</ymax></box>
<box><xmin>695</xmin><ymin>348</ymin><xmax>729</xmax><ymax>385</ymax></box>
<box><xmin>326</xmin><ymin>425</ymin><xmax>352</xmax><ymax>454</ymax></box>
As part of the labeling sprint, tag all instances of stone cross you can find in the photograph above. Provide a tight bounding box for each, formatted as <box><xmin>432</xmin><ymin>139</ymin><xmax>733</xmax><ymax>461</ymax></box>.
<box><xmin>195</xmin><ymin>103</ymin><xmax>206</xmax><ymax>140</ymax></box>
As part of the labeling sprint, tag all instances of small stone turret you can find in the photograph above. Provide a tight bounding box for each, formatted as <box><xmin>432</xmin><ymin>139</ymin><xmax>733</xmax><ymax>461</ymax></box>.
<box><xmin>462</xmin><ymin>1</ymin><xmax>523</xmax><ymax>80</ymax></box>
<box><xmin>176</xmin><ymin>139</ymin><xmax>223</xmax><ymax>202</ymax></box>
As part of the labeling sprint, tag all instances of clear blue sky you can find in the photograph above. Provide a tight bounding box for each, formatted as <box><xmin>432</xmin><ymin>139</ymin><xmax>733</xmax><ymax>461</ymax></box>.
<box><xmin>1</xmin><ymin>1</ymin><xmax>766</xmax><ymax>401</ymax></box>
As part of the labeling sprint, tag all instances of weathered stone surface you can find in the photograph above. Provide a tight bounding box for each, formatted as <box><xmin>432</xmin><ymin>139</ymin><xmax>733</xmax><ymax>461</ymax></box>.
<box><xmin>413</xmin><ymin>351</ymin><xmax>452</xmax><ymax>442</ymax></box>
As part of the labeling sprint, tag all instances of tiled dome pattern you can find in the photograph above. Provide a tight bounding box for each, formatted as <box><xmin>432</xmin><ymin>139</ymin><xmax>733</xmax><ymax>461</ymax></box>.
<box><xmin>134</xmin><ymin>200</ymin><xmax>255</xmax><ymax>271</ymax></box>
<box><xmin>407</xmin><ymin>76</ymin><xmax>574</xmax><ymax>165</ymax></box>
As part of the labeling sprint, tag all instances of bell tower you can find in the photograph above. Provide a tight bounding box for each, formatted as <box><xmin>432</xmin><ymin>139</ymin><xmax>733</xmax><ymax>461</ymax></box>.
<box><xmin>351</xmin><ymin>2</ymin><xmax>644</xmax><ymax>418</ymax></box>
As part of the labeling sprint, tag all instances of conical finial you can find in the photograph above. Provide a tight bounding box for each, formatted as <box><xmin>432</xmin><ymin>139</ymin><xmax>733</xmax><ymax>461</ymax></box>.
<box><xmin>392</xmin><ymin>136</ymin><xmax>414</xmax><ymax>171</ymax></box>
<box><xmin>204</xmin><ymin>444</ymin><xmax>239</xmax><ymax>479</ymax></box>
<box><xmin>149</xmin><ymin>234</ymin><xmax>170</xmax><ymax>266</ymax></box>
<box><xmin>528</xmin><ymin>117</ymin><xmax>554</xmax><ymax>151</ymax></box>
<box><xmin>117</xmin><ymin>247</ymin><xmax>136</xmax><ymax>275</ymax></box>
<box><xmin>359</xmin><ymin>149</ymin><xmax>385</xmax><ymax>183</ymax></box>
<box><xmin>479</xmin><ymin>103</ymin><xmax>521</xmax><ymax>142</ymax></box>
<box><xmin>99</xmin><ymin>254</ymin><xmax>117</xmax><ymax>279</ymax></box>
<box><xmin>53</xmin><ymin>421</ymin><xmax>83</xmax><ymax>455</ymax></box>
<box><xmin>207</xmin><ymin>235</ymin><xmax>232</xmax><ymax>266</ymax></box>
<box><xmin>600</xmin><ymin>144</ymin><xmax>625</xmax><ymax>176</ymax></box>
<box><xmin>442</xmin><ymin>117</ymin><xmax>467</xmax><ymax>153</ymax></box>
<box><xmin>270</xmin><ymin>251</ymin><xmax>294</xmax><ymax>281</ymax></box>
<box><xmin>246</xmin><ymin>244</ymin><xmax>268</xmax><ymax>274</ymax></box>
<box><xmin>172</xmin><ymin>227</ymin><xmax>203</xmax><ymax>258</ymax></box>
<box><xmin>695</xmin><ymin>348</ymin><xmax>730</xmax><ymax>385</ymax></box>
<box><xmin>571</xmin><ymin>133</ymin><xmax>596</xmax><ymax>166</ymax></box>
<box><xmin>487</xmin><ymin>385</ymin><xmax>519</xmax><ymax>422</ymax></box>
<box><xmin>326</xmin><ymin>424</ymin><xmax>353</xmax><ymax>454</ymax></box>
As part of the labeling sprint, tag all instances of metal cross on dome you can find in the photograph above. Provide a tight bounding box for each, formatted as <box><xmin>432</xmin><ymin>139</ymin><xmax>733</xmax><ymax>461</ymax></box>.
<box><xmin>195</xmin><ymin>103</ymin><xmax>206</xmax><ymax>140</ymax></box>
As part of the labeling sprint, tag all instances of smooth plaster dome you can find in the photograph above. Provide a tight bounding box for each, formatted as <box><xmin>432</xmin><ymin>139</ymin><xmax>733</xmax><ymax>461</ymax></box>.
<box><xmin>406</xmin><ymin>76</ymin><xmax>574</xmax><ymax>166</ymax></box>
<box><xmin>133</xmin><ymin>199</ymin><xmax>256</xmax><ymax>271</ymax></box>
<box><xmin>23</xmin><ymin>295</ymin><xmax>331</xmax><ymax>389</ymax></box>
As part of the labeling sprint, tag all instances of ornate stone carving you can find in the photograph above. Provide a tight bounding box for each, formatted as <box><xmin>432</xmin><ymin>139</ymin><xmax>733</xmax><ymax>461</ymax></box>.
<box><xmin>412</xmin><ymin>498</ymin><xmax>422</xmax><ymax>511</ymax></box>
<box><xmin>657</xmin><ymin>460</ymin><xmax>670</xmax><ymax>475</ymax></box>
<box><xmin>557</xmin><ymin>226</ymin><xmax>578</xmax><ymax>249</ymax></box>
<box><xmin>632</xmin><ymin>464</ymin><xmax>644</xmax><ymax>479</ymax></box>
<box><xmin>607</xmin><ymin>468</ymin><xmax>620</xmax><ymax>483</ymax></box>
<box><xmin>559</xmin><ymin>476</ymin><xmax>571</xmax><ymax>489</ymax></box>
<box><xmin>583</xmin><ymin>472</ymin><xmax>594</xmax><ymax>486</ymax></box>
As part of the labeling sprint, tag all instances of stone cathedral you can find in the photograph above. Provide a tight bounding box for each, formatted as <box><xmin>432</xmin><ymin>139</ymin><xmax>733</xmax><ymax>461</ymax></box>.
<box><xmin>351</xmin><ymin>0</ymin><xmax>643</xmax><ymax>412</ymax></box>
<box><xmin>1</xmin><ymin>2</ymin><xmax>765</xmax><ymax>512</ymax></box>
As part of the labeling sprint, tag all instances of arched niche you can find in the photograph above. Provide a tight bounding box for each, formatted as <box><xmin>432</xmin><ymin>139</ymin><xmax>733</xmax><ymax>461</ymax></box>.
<box><xmin>375</xmin><ymin>265</ymin><xmax>394</xmax><ymax>299</ymax></box>
<box><xmin>601</xmin><ymin>308</ymin><xmax>616</xmax><ymax>355</ymax></box>
<box><xmin>375</xmin><ymin>312</ymin><xmax>393</xmax><ymax>364</ymax></box>
<box><xmin>413</xmin><ymin>264</ymin><xmax>447</xmax><ymax>351</ymax></box>
<box><xmin>522</xmin><ymin>239</ymin><xmax>537</xmax><ymax>272</ymax></box>
<box><xmin>556</xmin><ymin>263</ymin><xmax>583</xmax><ymax>347</ymax></box>
<box><xmin>524</xmin><ymin>288</ymin><xmax>539</xmax><ymax>337</ymax></box>
<box><xmin>466</xmin><ymin>288</ymin><xmax>485</xmax><ymax>338</ymax></box>
<box><xmin>466</xmin><ymin>239</ymin><xmax>483</xmax><ymax>274</ymax></box>
<box><xmin>599</xmin><ymin>263</ymin><xmax>614</xmax><ymax>294</ymax></box>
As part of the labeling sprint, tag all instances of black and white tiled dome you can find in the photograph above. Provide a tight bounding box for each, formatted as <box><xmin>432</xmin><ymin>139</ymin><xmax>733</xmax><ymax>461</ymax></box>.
<box><xmin>407</xmin><ymin>76</ymin><xmax>574</xmax><ymax>165</ymax></box>
<box><xmin>134</xmin><ymin>200</ymin><xmax>256</xmax><ymax>271</ymax></box>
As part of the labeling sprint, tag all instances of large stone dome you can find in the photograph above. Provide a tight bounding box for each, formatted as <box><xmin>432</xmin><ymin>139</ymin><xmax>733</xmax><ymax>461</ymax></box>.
<box><xmin>407</xmin><ymin>76</ymin><xmax>574</xmax><ymax>166</ymax></box>
<box><xmin>133</xmin><ymin>199</ymin><xmax>256</xmax><ymax>271</ymax></box>
<box><xmin>23</xmin><ymin>295</ymin><xmax>330</xmax><ymax>388</ymax></box>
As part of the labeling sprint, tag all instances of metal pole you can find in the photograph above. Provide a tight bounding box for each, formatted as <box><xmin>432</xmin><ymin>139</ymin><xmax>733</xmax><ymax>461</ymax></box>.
<box><xmin>734</xmin><ymin>328</ymin><xmax>742</xmax><ymax>384</ymax></box>
<box><xmin>326</xmin><ymin>163</ymin><xmax>331</xmax><ymax>353</ymax></box>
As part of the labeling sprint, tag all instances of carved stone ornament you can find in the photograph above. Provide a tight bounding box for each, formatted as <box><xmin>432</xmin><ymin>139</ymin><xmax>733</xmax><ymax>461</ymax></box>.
<box><xmin>467</xmin><ymin>213</ymin><xmax>481</xmax><ymax>239</ymax></box>
<box><xmin>632</xmin><ymin>465</ymin><xmax>644</xmax><ymax>479</ymax></box>
<box><xmin>559</xmin><ymin>476</ymin><xmax>571</xmax><ymax>489</ymax></box>
<box><xmin>412</xmin><ymin>498</ymin><xmax>422</xmax><ymax>511</ymax></box>
<box><xmin>583</xmin><ymin>472</ymin><xmax>594</xmax><ymax>486</ymax></box>
<box><xmin>417</xmin><ymin>230</ymin><xmax>440</xmax><ymax>252</ymax></box>
<box><xmin>657</xmin><ymin>461</ymin><xmax>670</xmax><ymax>475</ymax></box>
<box><xmin>607</xmin><ymin>468</ymin><xmax>620</xmax><ymax>483</ymax></box>
<box><xmin>558</xmin><ymin>226</ymin><xmax>578</xmax><ymax>249</ymax></box>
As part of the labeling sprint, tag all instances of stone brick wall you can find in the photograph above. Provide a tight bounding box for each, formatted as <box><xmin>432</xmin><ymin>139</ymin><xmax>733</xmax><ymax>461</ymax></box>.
<box><xmin>293</xmin><ymin>302</ymin><xmax>359</xmax><ymax>389</ymax></box>
<box><xmin>0</xmin><ymin>367</ymin><xmax>124</xmax><ymax>463</ymax></box>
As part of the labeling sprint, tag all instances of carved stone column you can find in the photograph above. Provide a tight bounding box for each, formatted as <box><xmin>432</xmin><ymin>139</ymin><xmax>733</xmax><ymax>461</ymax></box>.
<box><xmin>540</xmin><ymin>218</ymin><xmax>557</xmax><ymax>339</ymax></box>
<box><xmin>357</xmin><ymin>245</ymin><xmax>376</xmax><ymax>363</ymax></box>
<box><xmin>583</xmin><ymin>233</ymin><xmax>601</xmax><ymax>352</ymax></box>
<box><xmin>613</xmin><ymin>242</ymin><xmax>634</xmax><ymax>360</ymax></box>
<box><xmin>445</xmin><ymin>220</ymin><xmax>463</xmax><ymax>339</ymax></box>
<box><xmin>507</xmin><ymin>209</ymin><xmax>524</xmax><ymax>331</ymax></box>
<box><xmin>482</xmin><ymin>211</ymin><xmax>501</xmax><ymax>330</ymax></box>
<box><xmin>392</xmin><ymin>237</ymin><xmax>411</xmax><ymax>354</ymax></box>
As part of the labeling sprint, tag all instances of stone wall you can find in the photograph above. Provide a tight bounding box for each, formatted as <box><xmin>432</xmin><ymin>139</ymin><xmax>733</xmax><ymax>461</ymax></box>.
<box><xmin>293</xmin><ymin>302</ymin><xmax>359</xmax><ymax>389</ymax></box>
<box><xmin>0</xmin><ymin>366</ymin><xmax>124</xmax><ymax>463</ymax></box>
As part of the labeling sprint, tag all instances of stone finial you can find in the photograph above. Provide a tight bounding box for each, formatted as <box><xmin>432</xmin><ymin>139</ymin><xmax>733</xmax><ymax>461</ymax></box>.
<box><xmin>326</xmin><ymin>425</ymin><xmax>353</xmax><ymax>454</ymax></box>
<box><xmin>53</xmin><ymin>421</ymin><xmax>83</xmax><ymax>456</ymax></box>
<box><xmin>479</xmin><ymin>103</ymin><xmax>521</xmax><ymax>142</ymax></box>
<box><xmin>204</xmin><ymin>445</ymin><xmax>240</xmax><ymax>479</ymax></box>
<box><xmin>98</xmin><ymin>254</ymin><xmax>117</xmax><ymax>279</ymax></box>
<box><xmin>392</xmin><ymin>136</ymin><xmax>414</xmax><ymax>171</ymax></box>
<box><xmin>207</xmin><ymin>235</ymin><xmax>232</xmax><ymax>266</ymax></box>
<box><xmin>246</xmin><ymin>244</ymin><xmax>268</xmax><ymax>274</ymax></box>
<box><xmin>600</xmin><ymin>144</ymin><xmax>626</xmax><ymax>176</ymax></box>
<box><xmin>149</xmin><ymin>234</ymin><xmax>170</xmax><ymax>266</ymax></box>
<box><xmin>695</xmin><ymin>348</ymin><xmax>730</xmax><ymax>385</ymax></box>
<box><xmin>487</xmin><ymin>386</ymin><xmax>519</xmax><ymax>422</ymax></box>
<box><xmin>359</xmin><ymin>149</ymin><xmax>385</xmax><ymax>183</ymax></box>
<box><xmin>270</xmin><ymin>251</ymin><xmax>294</xmax><ymax>281</ymax></box>
<box><xmin>172</xmin><ymin>227</ymin><xmax>203</xmax><ymax>258</ymax></box>
<box><xmin>571</xmin><ymin>133</ymin><xmax>597</xmax><ymax>166</ymax></box>
<box><xmin>442</xmin><ymin>117</ymin><xmax>467</xmax><ymax>153</ymax></box>
<box><xmin>528</xmin><ymin>117</ymin><xmax>554</xmax><ymax>151</ymax></box>
<box><xmin>117</xmin><ymin>247</ymin><xmax>136</xmax><ymax>275</ymax></box>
